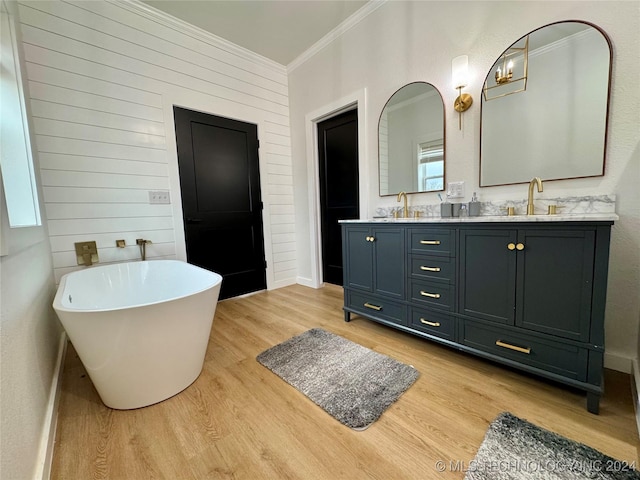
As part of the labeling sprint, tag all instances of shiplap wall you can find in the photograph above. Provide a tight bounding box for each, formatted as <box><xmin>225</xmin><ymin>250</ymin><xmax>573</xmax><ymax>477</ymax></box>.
<box><xmin>18</xmin><ymin>0</ymin><xmax>296</xmax><ymax>287</ymax></box>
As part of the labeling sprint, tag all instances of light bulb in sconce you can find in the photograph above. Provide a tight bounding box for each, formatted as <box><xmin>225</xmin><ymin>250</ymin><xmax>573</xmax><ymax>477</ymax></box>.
<box><xmin>452</xmin><ymin>55</ymin><xmax>473</xmax><ymax>130</ymax></box>
<box><xmin>496</xmin><ymin>59</ymin><xmax>515</xmax><ymax>84</ymax></box>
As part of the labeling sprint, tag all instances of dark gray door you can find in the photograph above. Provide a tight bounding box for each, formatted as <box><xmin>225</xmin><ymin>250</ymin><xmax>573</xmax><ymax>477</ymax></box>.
<box><xmin>372</xmin><ymin>227</ymin><xmax>405</xmax><ymax>299</ymax></box>
<box><xmin>459</xmin><ymin>228</ymin><xmax>518</xmax><ymax>324</ymax></box>
<box><xmin>174</xmin><ymin>106</ymin><xmax>266</xmax><ymax>300</ymax></box>
<box><xmin>318</xmin><ymin>109</ymin><xmax>359</xmax><ymax>285</ymax></box>
<box><xmin>516</xmin><ymin>229</ymin><xmax>595</xmax><ymax>341</ymax></box>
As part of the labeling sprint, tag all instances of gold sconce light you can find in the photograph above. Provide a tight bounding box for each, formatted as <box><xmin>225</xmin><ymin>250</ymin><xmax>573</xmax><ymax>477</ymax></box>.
<box><xmin>483</xmin><ymin>35</ymin><xmax>529</xmax><ymax>100</ymax></box>
<box><xmin>452</xmin><ymin>55</ymin><xmax>473</xmax><ymax>130</ymax></box>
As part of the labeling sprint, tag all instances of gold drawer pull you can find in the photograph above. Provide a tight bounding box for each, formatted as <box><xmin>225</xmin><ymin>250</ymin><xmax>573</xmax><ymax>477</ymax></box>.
<box><xmin>507</xmin><ymin>243</ymin><xmax>516</xmax><ymax>251</ymax></box>
<box><xmin>420</xmin><ymin>318</ymin><xmax>440</xmax><ymax>327</ymax></box>
<box><xmin>516</xmin><ymin>243</ymin><xmax>525</xmax><ymax>251</ymax></box>
<box><xmin>420</xmin><ymin>266</ymin><xmax>441</xmax><ymax>272</ymax></box>
<box><xmin>420</xmin><ymin>240</ymin><xmax>441</xmax><ymax>245</ymax></box>
<box><xmin>496</xmin><ymin>340</ymin><xmax>531</xmax><ymax>355</ymax></box>
<box><xmin>364</xmin><ymin>302</ymin><xmax>382</xmax><ymax>311</ymax></box>
<box><xmin>420</xmin><ymin>291</ymin><xmax>441</xmax><ymax>299</ymax></box>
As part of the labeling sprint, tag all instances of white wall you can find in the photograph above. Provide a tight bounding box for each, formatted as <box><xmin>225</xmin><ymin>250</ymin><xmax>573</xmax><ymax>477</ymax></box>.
<box><xmin>288</xmin><ymin>1</ymin><xmax>640</xmax><ymax>368</ymax></box>
<box><xmin>0</xmin><ymin>4</ymin><xmax>62</xmax><ymax>479</ymax></box>
<box><xmin>19</xmin><ymin>0</ymin><xmax>296</xmax><ymax>288</ymax></box>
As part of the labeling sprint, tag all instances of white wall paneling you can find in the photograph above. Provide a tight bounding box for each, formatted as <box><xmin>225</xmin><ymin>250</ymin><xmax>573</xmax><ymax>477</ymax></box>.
<box><xmin>19</xmin><ymin>0</ymin><xmax>296</xmax><ymax>287</ymax></box>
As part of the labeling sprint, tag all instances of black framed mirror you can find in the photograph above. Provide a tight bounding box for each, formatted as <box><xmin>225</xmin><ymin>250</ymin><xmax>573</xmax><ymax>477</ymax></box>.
<box><xmin>379</xmin><ymin>82</ymin><xmax>445</xmax><ymax>196</ymax></box>
<box><xmin>480</xmin><ymin>21</ymin><xmax>612</xmax><ymax>187</ymax></box>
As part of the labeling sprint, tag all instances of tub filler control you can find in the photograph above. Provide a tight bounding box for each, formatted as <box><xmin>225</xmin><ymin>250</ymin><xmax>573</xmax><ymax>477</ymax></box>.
<box><xmin>75</xmin><ymin>241</ymin><xmax>98</xmax><ymax>266</ymax></box>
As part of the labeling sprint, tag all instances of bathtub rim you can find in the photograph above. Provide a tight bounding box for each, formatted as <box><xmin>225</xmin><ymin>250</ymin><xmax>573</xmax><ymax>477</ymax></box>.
<box><xmin>53</xmin><ymin>260</ymin><xmax>222</xmax><ymax>314</ymax></box>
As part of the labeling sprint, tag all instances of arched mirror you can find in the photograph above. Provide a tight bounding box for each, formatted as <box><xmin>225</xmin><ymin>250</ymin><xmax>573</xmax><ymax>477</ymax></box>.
<box><xmin>379</xmin><ymin>82</ymin><xmax>445</xmax><ymax>196</ymax></box>
<box><xmin>480</xmin><ymin>21</ymin><xmax>612</xmax><ymax>187</ymax></box>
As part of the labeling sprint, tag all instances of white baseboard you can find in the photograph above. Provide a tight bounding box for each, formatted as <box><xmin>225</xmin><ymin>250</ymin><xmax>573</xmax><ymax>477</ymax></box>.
<box><xmin>34</xmin><ymin>332</ymin><xmax>67</xmax><ymax>480</ymax></box>
<box><xmin>604</xmin><ymin>352</ymin><xmax>632</xmax><ymax>373</ymax></box>
<box><xmin>632</xmin><ymin>358</ymin><xmax>640</xmax><ymax>438</ymax></box>
<box><xmin>271</xmin><ymin>277</ymin><xmax>297</xmax><ymax>290</ymax></box>
<box><xmin>296</xmin><ymin>276</ymin><xmax>320</xmax><ymax>288</ymax></box>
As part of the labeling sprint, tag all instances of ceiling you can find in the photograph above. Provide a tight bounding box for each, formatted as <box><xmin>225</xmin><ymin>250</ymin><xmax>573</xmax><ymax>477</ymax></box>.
<box><xmin>141</xmin><ymin>0</ymin><xmax>369</xmax><ymax>66</ymax></box>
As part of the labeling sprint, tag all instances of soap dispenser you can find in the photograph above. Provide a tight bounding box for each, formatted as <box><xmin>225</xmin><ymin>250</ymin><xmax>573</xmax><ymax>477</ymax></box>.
<box><xmin>468</xmin><ymin>192</ymin><xmax>481</xmax><ymax>217</ymax></box>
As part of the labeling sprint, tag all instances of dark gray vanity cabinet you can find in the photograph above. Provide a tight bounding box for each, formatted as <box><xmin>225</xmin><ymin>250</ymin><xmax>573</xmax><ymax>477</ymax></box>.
<box><xmin>459</xmin><ymin>228</ymin><xmax>596</xmax><ymax>341</ymax></box>
<box><xmin>341</xmin><ymin>220</ymin><xmax>613</xmax><ymax>413</ymax></box>
<box><xmin>342</xmin><ymin>225</ymin><xmax>406</xmax><ymax>326</ymax></box>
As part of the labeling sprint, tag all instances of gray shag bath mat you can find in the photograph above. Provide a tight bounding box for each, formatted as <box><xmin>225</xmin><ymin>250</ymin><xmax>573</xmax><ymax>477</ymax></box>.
<box><xmin>465</xmin><ymin>412</ymin><xmax>639</xmax><ymax>480</ymax></box>
<box><xmin>256</xmin><ymin>328</ymin><xmax>419</xmax><ymax>429</ymax></box>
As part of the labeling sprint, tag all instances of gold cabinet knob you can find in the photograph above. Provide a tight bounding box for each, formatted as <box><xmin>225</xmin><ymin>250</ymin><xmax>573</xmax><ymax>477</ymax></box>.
<box><xmin>507</xmin><ymin>243</ymin><xmax>516</xmax><ymax>250</ymax></box>
<box><xmin>516</xmin><ymin>243</ymin><xmax>525</xmax><ymax>251</ymax></box>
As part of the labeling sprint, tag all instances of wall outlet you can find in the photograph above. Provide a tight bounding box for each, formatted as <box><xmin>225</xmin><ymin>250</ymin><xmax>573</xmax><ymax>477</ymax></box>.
<box><xmin>447</xmin><ymin>181</ymin><xmax>465</xmax><ymax>199</ymax></box>
<box><xmin>149</xmin><ymin>190</ymin><xmax>170</xmax><ymax>204</ymax></box>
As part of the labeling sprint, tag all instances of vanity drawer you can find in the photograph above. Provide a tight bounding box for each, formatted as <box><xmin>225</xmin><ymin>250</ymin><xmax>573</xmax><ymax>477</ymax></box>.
<box><xmin>410</xmin><ymin>307</ymin><xmax>455</xmax><ymax>341</ymax></box>
<box><xmin>346</xmin><ymin>290</ymin><xmax>407</xmax><ymax>326</ymax></box>
<box><xmin>409</xmin><ymin>279</ymin><xmax>455</xmax><ymax>311</ymax></box>
<box><xmin>460</xmin><ymin>321</ymin><xmax>588</xmax><ymax>381</ymax></box>
<box><xmin>409</xmin><ymin>228</ymin><xmax>455</xmax><ymax>257</ymax></box>
<box><xmin>410</xmin><ymin>255</ymin><xmax>455</xmax><ymax>283</ymax></box>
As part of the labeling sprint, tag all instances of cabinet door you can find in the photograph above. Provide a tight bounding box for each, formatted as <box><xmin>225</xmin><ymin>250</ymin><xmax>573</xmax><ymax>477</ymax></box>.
<box><xmin>459</xmin><ymin>229</ymin><xmax>517</xmax><ymax>324</ymax></box>
<box><xmin>373</xmin><ymin>227</ymin><xmax>404</xmax><ymax>299</ymax></box>
<box><xmin>343</xmin><ymin>226</ymin><xmax>373</xmax><ymax>291</ymax></box>
<box><xmin>515</xmin><ymin>229</ymin><xmax>595</xmax><ymax>341</ymax></box>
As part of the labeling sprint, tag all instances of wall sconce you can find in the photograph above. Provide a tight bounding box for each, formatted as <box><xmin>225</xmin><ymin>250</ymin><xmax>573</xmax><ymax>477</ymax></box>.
<box><xmin>452</xmin><ymin>55</ymin><xmax>473</xmax><ymax>130</ymax></box>
<box><xmin>483</xmin><ymin>35</ymin><xmax>529</xmax><ymax>101</ymax></box>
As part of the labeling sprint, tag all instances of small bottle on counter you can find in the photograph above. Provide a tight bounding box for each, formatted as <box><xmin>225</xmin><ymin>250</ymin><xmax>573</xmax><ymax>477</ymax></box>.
<box><xmin>439</xmin><ymin>193</ymin><xmax>452</xmax><ymax>217</ymax></box>
<box><xmin>468</xmin><ymin>192</ymin><xmax>481</xmax><ymax>216</ymax></box>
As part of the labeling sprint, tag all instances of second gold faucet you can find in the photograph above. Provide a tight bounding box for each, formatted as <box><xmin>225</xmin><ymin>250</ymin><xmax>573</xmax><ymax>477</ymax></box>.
<box><xmin>527</xmin><ymin>177</ymin><xmax>543</xmax><ymax>215</ymax></box>
<box><xmin>397</xmin><ymin>191</ymin><xmax>409</xmax><ymax>218</ymax></box>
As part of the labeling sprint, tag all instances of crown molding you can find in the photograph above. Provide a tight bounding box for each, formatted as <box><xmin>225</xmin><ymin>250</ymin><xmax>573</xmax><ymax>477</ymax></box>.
<box><xmin>529</xmin><ymin>27</ymin><xmax>597</xmax><ymax>59</ymax></box>
<box><xmin>109</xmin><ymin>0</ymin><xmax>287</xmax><ymax>76</ymax></box>
<box><xmin>287</xmin><ymin>0</ymin><xmax>387</xmax><ymax>73</ymax></box>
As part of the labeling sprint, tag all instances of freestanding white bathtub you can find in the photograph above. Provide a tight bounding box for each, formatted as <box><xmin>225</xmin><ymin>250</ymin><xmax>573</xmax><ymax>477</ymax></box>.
<box><xmin>53</xmin><ymin>260</ymin><xmax>222</xmax><ymax>409</ymax></box>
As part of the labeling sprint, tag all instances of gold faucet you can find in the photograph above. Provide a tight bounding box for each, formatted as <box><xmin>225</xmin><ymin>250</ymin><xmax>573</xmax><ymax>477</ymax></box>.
<box><xmin>527</xmin><ymin>177</ymin><xmax>543</xmax><ymax>215</ymax></box>
<box><xmin>136</xmin><ymin>238</ymin><xmax>152</xmax><ymax>261</ymax></box>
<box><xmin>397</xmin><ymin>191</ymin><xmax>408</xmax><ymax>218</ymax></box>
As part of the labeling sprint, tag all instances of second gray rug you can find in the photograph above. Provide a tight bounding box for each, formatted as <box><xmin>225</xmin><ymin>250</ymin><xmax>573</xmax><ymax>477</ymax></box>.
<box><xmin>256</xmin><ymin>328</ymin><xmax>419</xmax><ymax>429</ymax></box>
<box><xmin>466</xmin><ymin>412</ymin><xmax>640</xmax><ymax>480</ymax></box>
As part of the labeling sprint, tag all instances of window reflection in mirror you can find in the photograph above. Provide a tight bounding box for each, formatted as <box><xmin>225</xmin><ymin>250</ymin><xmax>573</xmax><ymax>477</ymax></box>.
<box><xmin>480</xmin><ymin>21</ymin><xmax>611</xmax><ymax>187</ymax></box>
<box><xmin>379</xmin><ymin>82</ymin><xmax>445</xmax><ymax>196</ymax></box>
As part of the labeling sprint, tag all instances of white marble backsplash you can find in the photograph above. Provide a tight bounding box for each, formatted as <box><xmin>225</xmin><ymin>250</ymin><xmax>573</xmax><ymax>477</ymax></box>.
<box><xmin>374</xmin><ymin>194</ymin><xmax>616</xmax><ymax>219</ymax></box>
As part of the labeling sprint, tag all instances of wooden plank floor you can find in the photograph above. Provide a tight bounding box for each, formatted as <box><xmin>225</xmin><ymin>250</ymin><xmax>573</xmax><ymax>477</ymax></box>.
<box><xmin>52</xmin><ymin>284</ymin><xmax>639</xmax><ymax>479</ymax></box>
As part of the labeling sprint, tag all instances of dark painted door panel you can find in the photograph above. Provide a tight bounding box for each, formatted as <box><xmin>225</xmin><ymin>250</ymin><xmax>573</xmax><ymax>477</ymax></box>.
<box><xmin>372</xmin><ymin>228</ymin><xmax>404</xmax><ymax>299</ymax></box>
<box><xmin>344</xmin><ymin>226</ymin><xmax>373</xmax><ymax>291</ymax></box>
<box><xmin>318</xmin><ymin>110</ymin><xmax>359</xmax><ymax>285</ymax></box>
<box><xmin>516</xmin><ymin>229</ymin><xmax>595</xmax><ymax>341</ymax></box>
<box><xmin>459</xmin><ymin>229</ymin><xmax>517</xmax><ymax>324</ymax></box>
<box><xmin>174</xmin><ymin>106</ymin><xmax>266</xmax><ymax>299</ymax></box>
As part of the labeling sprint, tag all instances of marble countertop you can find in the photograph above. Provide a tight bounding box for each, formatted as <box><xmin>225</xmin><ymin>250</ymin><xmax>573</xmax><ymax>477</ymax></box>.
<box><xmin>339</xmin><ymin>213</ymin><xmax>619</xmax><ymax>224</ymax></box>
